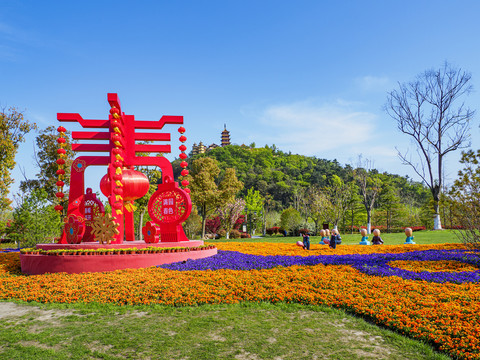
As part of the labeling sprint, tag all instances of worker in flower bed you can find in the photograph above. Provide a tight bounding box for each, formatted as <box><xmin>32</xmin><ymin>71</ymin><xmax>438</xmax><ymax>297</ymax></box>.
<box><xmin>371</xmin><ymin>229</ymin><xmax>384</xmax><ymax>245</ymax></box>
<box><xmin>329</xmin><ymin>229</ymin><xmax>341</xmax><ymax>249</ymax></box>
<box><xmin>302</xmin><ymin>231</ymin><xmax>311</xmax><ymax>250</ymax></box>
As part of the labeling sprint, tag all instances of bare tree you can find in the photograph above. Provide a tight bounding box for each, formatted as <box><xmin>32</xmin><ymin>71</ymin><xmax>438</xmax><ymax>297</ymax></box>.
<box><xmin>385</xmin><ymin>62</ymin><xmax>474</xmax><ymax>230</ymax></box>
<box><xmin>354</xmin><ymin>157</ymin><xmax>382</xmax><ymax>234</ymax></box>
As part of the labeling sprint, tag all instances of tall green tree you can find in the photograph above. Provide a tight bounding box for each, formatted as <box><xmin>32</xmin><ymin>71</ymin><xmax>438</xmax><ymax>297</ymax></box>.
<box><xmin>280</xmin><ymin>207</ymin><xmax>302</xmax><ymax>235</ymax></box>
<box><xmin>20</xmin><ymin>126</ymin><xmax>74</xmax><ymax>205</ymax></box>
<box><xmin>450</xmin><ymin>149</ymin><xmax>480</xmax><ymax>247</ymax></box>
<box><xmin>186</xmin><ymin>158</ymin><xmax>243</xmax><ymax>238</ymax></box>
<box><xmin>244</xmin><ymin>188</ymin><xmax>264</xmax><ymax>235</ymax></box>
<box><xmin>0</xmin><ymin>107</ymin><xmax>37</xmax><ymax>211</ymax></box>
<box><xmin>323</xmin><ymin>175</ymin><xmax>352</xmax><ymax>230</ymax></box>
<box><xmin>8</xmin><ymin>188</ymin><xmax>61</xmax><ymax>247</ymax></box>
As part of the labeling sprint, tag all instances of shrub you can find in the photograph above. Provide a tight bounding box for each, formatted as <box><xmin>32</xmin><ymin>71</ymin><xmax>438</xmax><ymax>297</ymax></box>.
<box><xmin>229</xmin><ymin>229</ymin><xmax>242</xmax><ymax>239</ymax></box>
<box><xmin>217</xmin><ymin>229</ymin><xmax>226</xmax><ymax>238</ymax></box>
<box><xmin>266</xmin><ymin>226</ymin><xmax>281</xmax><ymax>235</ymax></box>
<box><xmin>240</xmin><ymin>233</ymin><xmax>251</xmax><ymax>238</ymax></box>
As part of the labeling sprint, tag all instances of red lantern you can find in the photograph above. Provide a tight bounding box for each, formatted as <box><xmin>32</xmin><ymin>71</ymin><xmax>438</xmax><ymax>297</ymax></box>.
<box><xmin>179</xmin><ymin>135</ymin><xmax>187</xmax><ymax>142</ymax></box>
<box><xmin>57</xmin><ymin>148</ymin><xmax>66</xmax><ymax>155</ymax></box>
<box><xmin>178</xmin><ymin>126</ymin><xmax>186</xmax><ymax>134</ymax></box>
<box><xmin>181</xmin><ymin>180</ymin><xmax>189</xmax><ymax>187</ymax></box>
<box><xmin>54</xmin><ymin>204</ymin><xmax>63</xmax><ymax>212</ymax></box>
<box><xmin>56</xmin><ymin>169</ymin><xmax>66</xmax><ymax>175</ymax></box>
<box><xmin>101</xmin><ymin>169</ymin><xmax>149</xmax><ymax>201</ymax></box>
<box><xmin>113</xmin><ymin>187</ymin><xmax>124</xmax><ymax>195</ymax></box>
<box><xmin>180</xmin><ymin>161</ymin><xmax>188</xmax><ymax>168</ymax></box>
<box><xmin>113</xmin><ymin>174</ymin><xmax>122</xmax><ymax>181</ymax></box>
<box><xmin>57</xmin><ymin>137</ymin><xmax>66</xmax><ymax>144</ymax></box>
<box><xmin>56</xmin><ymin>158</ymin><xmax>66</xmax><ymax>165</ymax></box>
<box><xmin>113</xmin><ymin>148</ymin><xmax>122</xmax><ymax>155</ymax></box>
<box><xmin>113</xmin><ymin>161</ymin><xmax>123</xmax><ymax>168</ymax></box>
<box><xmin>56</xmin><ymin>180</ymin><xmax>65</xmax><ymax>187</ymax></box>
<box><xmin>179</xmin><ymin>144</ymin><xmax>187</xmax><ymax>151</ymax></box>
<box><xmin>57</xmin><ymin>126</ymin><xmax>66</xmax><ymax>133</ymax></box>
<box><xmin>179</xmin><ymin>153</ymin><xmax>187</xmax><ymax>160</ymax></box>
<box><xmin>185</xmin><ymin>188</ymin><xmax>191</xmax><ymax>193</ymax></box>
<box><xmin>110</xmin><ymin>107</ymin><xmax>120</xmax><ymax>116</ymax></box>
<box><xmin>56</xmin><ymin>192</ymin><xmax>65</xmax><ymax>198</ymax></box>
<box><xmin>181</xmin><ymin>169</ymin><xmax>189</xmax><ymax>176</ymax></box>
<box><xmin>112</xmin><ymin>202</ymin><xmax>123</xmax><ymax>209</ymax></box>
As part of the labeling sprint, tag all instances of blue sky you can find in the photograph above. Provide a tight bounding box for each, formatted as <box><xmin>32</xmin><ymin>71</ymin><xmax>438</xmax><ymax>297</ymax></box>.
<box><xmin>1</xmin><ymin>0</ymin><xmax>480</xmax><ymax>202</ymax></box>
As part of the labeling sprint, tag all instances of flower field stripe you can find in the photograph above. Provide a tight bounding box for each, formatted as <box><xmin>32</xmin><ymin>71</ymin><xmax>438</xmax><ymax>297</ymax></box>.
<box><xmin>161</xmin><ymin>249</ymin><xmax>480</xmax><ymax>284</ymax></box>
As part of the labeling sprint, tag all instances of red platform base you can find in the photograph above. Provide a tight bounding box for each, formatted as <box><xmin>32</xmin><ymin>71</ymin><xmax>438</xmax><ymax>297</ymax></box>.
<box><xmin>20</xmin><ymin>241</ymin><xmax>217</xmax><ymax>275</ymax></box>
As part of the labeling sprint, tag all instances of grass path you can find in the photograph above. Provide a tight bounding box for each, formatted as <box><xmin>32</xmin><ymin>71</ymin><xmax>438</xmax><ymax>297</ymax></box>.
<box><xmin>0</xmin><ymin>301</ymin><xmax>451</xmax><ymax>360</ymax></box>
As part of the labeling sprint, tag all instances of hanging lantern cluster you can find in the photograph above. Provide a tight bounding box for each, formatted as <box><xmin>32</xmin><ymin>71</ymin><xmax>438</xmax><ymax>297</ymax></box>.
<box><xmin>178</xmin><ymin>126</ymin><xmax>190</xmax><ymax>193</ymax></box>
<box><xmin>110</xmin><ymin>106</ymin><xmax>124</xmax><ymax>215</ymax></box>
<box><xmin>55</xmin><ymin>126</ymin><xmax>67</xmax><ymax>212</ymax></box>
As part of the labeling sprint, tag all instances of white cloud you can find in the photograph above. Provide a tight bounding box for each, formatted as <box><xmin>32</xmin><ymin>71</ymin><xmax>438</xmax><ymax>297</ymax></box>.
<box><xmin>356</xmin><ymin>75</ymin><xmax>390</xmax><ymax>92</ymax></box>
<box><xmin>252</xmin><ymin>99</ymin><xmax>376</xmax><ymax>156</ymax></box>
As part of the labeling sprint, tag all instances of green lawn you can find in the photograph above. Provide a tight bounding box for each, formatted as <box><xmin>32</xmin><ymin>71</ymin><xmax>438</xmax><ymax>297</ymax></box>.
<box><xmin>0</xmin><ymin>301</ymin><xmax>451</xmax><ymax>360</ymax></box>
<box><xmin>207</xmin><ymin>229</ymin><xmax>462</xmax><ymax>245</ymax></box>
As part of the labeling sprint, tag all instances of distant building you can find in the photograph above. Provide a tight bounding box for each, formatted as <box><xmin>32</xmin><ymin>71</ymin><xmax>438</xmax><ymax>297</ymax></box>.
<box><xmin>190</xmin><ymin>124</ymin><xmax>231</xmax><ymax>156</ymax></box>
<box><xmin>191</xmin><ymin>141</ymin><xmax>206</xmax><ymax>156</ymax></box>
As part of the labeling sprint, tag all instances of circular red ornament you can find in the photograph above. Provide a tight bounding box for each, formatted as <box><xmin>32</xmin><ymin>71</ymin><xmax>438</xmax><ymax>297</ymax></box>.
<box><xmin>178</xmin><ymin>126</ymin><xmax>186</xmax><ymax>134</ymax></box>
<box><xmin>148</xmin><ymin>182</ymin><xmax>192</xmax><ymax>225</ymax></box>
<box><xmin>113</xmin><ymin>174</ymin><xmax>122</xmax><ymax>181</ymax></box>
<box><xmin>56</xmin><ymin>158</ymin><xmax>66</xmax><ymax>165</ymax></box>
<box><xmin>113</xmin><ymin>187</ymin><xmax>124</xmax><ymax>195</ymax></box>
<box><xmin>57</xmin><ymin>148</ymin><xmax>66</xmax><ymax>155</ymax></box>
<box><xmin>56</xmin><ymin>192</ymin><xmax>65</xmax><ymax>198</ymax></box>
<box><xmin>113</xmin><ymin>161</ymin><xmax>123</xmax><ymax>168</ymax></box>
<box><xmin>181</xmin><ymin>169</ymin><xmax>189</xmax><ymax>176</ymax></box>
<box><xmin>113</xmin><ymin>148</ymin><xmax>122</xmax><ymax>155</ymax></box>
<box><xmin>181</xmin><ymin>180</ymin><xmax>189</xmax><ymax>187</ymax></box>
<box><xmin>56</xmin><ymin>169</ymin><xmax>66</xmax><ymax>175</ymax></box>
<box><xmin>179</xmin><ymin>153</ymin><xmax>187</xmax><ymax>160</ymax></box>
<box><xmin>180</xmin><ymin>161</ymin><xmax>188</xmax><ymax>168</ymax></box>
<box><xmin>179</xmin><ymin>135</ymin><xmax>187</xmax><ymax>142</ymax></box>
<box><xmin>57</xmin><ymin>137</ymin><xmax>66</xmax><ymax>144</ymax></box>
<box><xmin>57</xmin><ymin>126</ymin><xmax>66</xmax><ymax>133</ymax></box>
<box><xmin>179</xmin><ymin>144</ymin><xmax>187</xmax><ymax>151</ymax></box>
<box><xmin>56</xmin><ymin>180</ymin><xmax>65</xmax><ymax>187</ymax></box>
<box><xmin>54</xmin><ymin>204</ymin><xmax>63</xmax><ymax>212</ymax></box>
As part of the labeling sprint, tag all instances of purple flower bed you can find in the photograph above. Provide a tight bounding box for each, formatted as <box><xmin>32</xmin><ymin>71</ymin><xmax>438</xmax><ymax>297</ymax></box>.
<box><xmin>160</xmin><ymin>249</ymin><xmax>480</xmax><ymax>284</ymax></box>
<box><xmin>0</xmin><ymin>248</ymin><xmax>19</xmax><ymax>253</ymax></box>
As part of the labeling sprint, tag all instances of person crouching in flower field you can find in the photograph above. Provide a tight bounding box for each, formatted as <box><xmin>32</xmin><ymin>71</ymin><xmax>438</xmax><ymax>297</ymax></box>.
<box><xmin>302</xmin><ymin>231</ymin><xmax>311</xmax><ymax>250</ymax></box>
<box><xmin>371</xmin><ymin>229</ymin><xmax>384</xmax><ymax>245</ymax></box>
<box><xmin>329</xmin><ymin>229</ymin><xmax>341</xmax><ymax>249</ymax></box>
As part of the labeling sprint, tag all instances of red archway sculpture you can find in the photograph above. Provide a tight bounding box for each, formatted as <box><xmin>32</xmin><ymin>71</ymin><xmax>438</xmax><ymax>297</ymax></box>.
<box><xmin>57</xmin><ymin>93</ymin><xmax>191</xmax><ymax>244</ymax></box>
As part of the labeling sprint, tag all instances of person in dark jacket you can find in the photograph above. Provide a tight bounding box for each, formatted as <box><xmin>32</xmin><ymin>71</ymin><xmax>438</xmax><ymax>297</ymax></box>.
<box><xmin>371</xmin><ymin>229</ymin><xmax>384</xmax><ymax>245</ymax></box>
<box><xmin>302</xmin><ymin>232</ymin><xmax>310</xmax><ymax>250</ymax></box>
<box><xmin>329</xmin><ymin>229</ymin><xmax>341</xmax><ymax>249</ymax></box>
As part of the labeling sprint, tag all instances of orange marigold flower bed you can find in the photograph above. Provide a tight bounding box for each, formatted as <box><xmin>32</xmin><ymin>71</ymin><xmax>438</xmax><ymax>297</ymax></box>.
<box><xmin>389</xmin><ymin>260</ymin><xmax>479</xmax><ymax>273</ymax></box>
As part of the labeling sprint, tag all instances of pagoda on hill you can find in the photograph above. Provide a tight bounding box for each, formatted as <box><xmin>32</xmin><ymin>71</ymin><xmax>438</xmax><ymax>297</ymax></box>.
<box><xmin>221</xmin><ymin>124</ymin><xmax>230</xmax><ymax>147</ymax></box>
